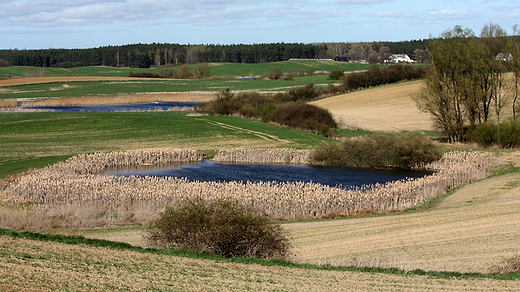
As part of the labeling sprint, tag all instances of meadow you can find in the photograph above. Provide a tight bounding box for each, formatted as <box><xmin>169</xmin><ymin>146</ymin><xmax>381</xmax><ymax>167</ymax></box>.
<box><xmin>0</xmin><ymin>111</ymin><xmax>332</xmax><ymax>177</ymax></box>
<box><xmin>0</xmin><ymin>60</ymin><xmax>370</xmax><ymax>78</ymax></box>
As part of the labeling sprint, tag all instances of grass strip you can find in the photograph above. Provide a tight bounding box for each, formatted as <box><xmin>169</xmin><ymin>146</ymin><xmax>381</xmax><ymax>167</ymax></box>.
<box><xmin>1</xmin><ymin>228</ymin><xmax>518</xmax><ymax>280</ymax></box>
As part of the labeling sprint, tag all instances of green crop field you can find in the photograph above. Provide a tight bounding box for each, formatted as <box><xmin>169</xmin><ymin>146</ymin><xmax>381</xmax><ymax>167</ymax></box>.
<box><xmin>0</xmin><ymin>111</ymin><xmax>332</xmax><ymax>177</ymax></box>
<box><xmin>0</xmin><ymin>60</ymin><xmax>371</xmax><ymax>79</ymax></box>
<box><xmin>0</xmin><ymin>76</ymin><xmax>337</xmax><ymax>100</ymax></box>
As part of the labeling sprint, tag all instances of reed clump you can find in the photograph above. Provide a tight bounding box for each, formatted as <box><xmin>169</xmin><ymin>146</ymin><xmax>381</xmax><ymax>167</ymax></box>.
<box><xmin>3</xmin><ymin>148</ymin><xmax>505</xmax><ymax>228</ymax></box>
<box><xmin>213</xmin><ymin>148</ymin><xmax>311</xmax><ymax>164</ymax></box>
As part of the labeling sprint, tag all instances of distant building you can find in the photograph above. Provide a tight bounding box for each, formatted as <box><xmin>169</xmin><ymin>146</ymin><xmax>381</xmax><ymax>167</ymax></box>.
<box><xmin>496</xmin><ymin>53</ymin><xmax>513</xmax><ymax>61</ymax></box>
<box><xmin>334</xmin><ymin>56</ymin><xmax>352</xmax><ymax>62</ymax></box>
<box><xmin>385</xmin><ymin>54</ymin><xmax>414</xmax><ymax>64</ymax></box>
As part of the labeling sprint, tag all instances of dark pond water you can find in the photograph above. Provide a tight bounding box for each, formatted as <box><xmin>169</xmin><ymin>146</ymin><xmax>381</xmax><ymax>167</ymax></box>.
<box><xmin>19</xmin><ymin>101</ymin><xmax>199</xmax><ymax>112</ymax></box>
<box><xmin>102</xmin><ymin>160</ymin><xmax>433</xmax><ymax>189</ymax></box>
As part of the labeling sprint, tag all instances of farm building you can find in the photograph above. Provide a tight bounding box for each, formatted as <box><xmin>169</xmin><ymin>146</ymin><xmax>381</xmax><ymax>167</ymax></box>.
<box><xmin>385</xmin><ymin>54</ymin><xmax>414</xmax><ymax>64</ymax></box>
<box><xmin>334</xmin><ymin>56</ymin><xmax>352</xmax><ymax>62</ymax></box>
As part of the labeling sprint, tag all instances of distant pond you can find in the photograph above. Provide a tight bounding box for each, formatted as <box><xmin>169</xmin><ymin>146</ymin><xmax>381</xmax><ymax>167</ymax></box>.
<box><xmin>19</xmin><ymin>101</ymin><xmax>199</xmax><ymax>112</ymax></box>
<box><xmin>102</xmin><ymin>160</ymin><xmax>434</xmax><ymax>189</ymax></box>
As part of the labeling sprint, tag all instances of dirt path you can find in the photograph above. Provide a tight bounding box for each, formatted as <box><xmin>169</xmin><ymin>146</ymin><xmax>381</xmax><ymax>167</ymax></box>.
<box><xmin>311</xmin><ymin>80</ymin><xmax>434</xmax><ymax>132</ymax></box>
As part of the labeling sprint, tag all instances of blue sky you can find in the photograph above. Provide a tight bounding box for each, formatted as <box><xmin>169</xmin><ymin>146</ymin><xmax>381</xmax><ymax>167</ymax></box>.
<box><xmin>1</xmin><ymin>0</ymin><xmax>519</xmax><ymax>49</ymax></box>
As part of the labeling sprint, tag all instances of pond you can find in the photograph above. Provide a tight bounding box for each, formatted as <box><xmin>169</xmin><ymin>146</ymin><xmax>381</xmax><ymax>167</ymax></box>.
<box><xmin>19</xmin><ymin>101</ymin><xmax>199</xmax><ymax>112</ymax></box>
<box><xmin>102</xmin><ymin>159</ymin><xmax>433</xmax><ymax>189</ymax></box>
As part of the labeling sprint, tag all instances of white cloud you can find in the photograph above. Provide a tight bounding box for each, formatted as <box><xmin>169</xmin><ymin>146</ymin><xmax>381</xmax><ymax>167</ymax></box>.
<box><xmin>426</xmin><ymin>9</ymin><xmax>477</xmax><ymax>20</ymax></box>
<box><xmin>330</xmin><ymin>0</ymin><xmax>393</xmax><ymax>4</ymax></box>
<box><xmin>0</xmin><ymin>0</ymin><xmax>333</xmax><ymax>28</ymax></box>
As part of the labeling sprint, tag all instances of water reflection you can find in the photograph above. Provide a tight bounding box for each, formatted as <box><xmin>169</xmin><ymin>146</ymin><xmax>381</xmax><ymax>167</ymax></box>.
<box><xmin>102</xmin><ymin>160</ymin><xmax>433</xmax><ymax>189</ymax></box>
<box><xmin>19</xmin><ymin>101</ymin><xmax>199</xmax><ymax>112</ymax></box>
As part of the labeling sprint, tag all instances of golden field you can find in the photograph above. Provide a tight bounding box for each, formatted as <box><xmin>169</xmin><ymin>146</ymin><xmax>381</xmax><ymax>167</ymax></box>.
<box><xmin>311</xmin><ymin>80</ymin><xmax>434</xmax><ymax>131</ymax></box>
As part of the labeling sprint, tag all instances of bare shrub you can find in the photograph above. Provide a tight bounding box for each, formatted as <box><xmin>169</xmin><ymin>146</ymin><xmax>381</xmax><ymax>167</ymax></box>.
<box><xmin>146</xmin><ymin>197</ymin><xmax>291</xmax><ymax>259</ymax></box>
<box><xmin>489</xmin><ymin>253</ymin><xmax>520</xmax><ymax>274</ymax></box>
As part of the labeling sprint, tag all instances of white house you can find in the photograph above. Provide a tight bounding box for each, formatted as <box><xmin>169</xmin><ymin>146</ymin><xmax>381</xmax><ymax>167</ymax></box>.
<box><xmin>385</xmin><ymin>54</ymin><xmax>414</xmax><ymax>64</ymax></box>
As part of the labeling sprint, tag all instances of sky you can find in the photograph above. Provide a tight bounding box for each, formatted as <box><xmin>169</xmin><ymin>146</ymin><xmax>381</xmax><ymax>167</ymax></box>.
<box><xmin>1</xmin><ymin>0</ymin><xmax>519</xmax><ymax>50</ymax></box>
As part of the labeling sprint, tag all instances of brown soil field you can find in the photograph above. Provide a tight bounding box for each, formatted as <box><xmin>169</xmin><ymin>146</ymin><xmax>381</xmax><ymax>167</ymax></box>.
<box><xmin>2</xmin><ymin>236</ymin><xmax>519</xmax><ymax>291</ymax></box>
<box><xmin>311</xmin><ymin>80</ymin><xmax>435</xmax><ymax>132</ymax></box>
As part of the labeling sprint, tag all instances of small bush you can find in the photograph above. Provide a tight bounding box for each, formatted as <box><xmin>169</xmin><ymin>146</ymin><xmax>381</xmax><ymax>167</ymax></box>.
<box><xmin>489</xmin><ymin>253</ymin><xmax>520</xmax><ymax>275</ymax></box>
<box><xmin>193</xmin><ymin>63</ymin><xmax>212</xmax><ymax>79</ymax></box>
<box><xmin>199</xmin><ymin>89</ymin><xmax>241</xmax><ymax>116</ymax></box>
<box><xmin>266</xmin><ymin>66</ymin><xmax>283</xmax><ymax>80</ymax></box>
<box><xmin>470</xmin><ymin>118</ymin><xmax>520</xmax><ymax>148</ymax></box>
<box><xmin>496</xmin><ymin>118</ymin><xmax>520</xmax><ymax>148</ymax></box>
<box><xmin>470</xmin><ymin>121</ymin><xmax>497</xmax><ymax>147</ymax></box>
<box><xmin>146</xmin><ymin>198</ymin><xmax>291</xmax><ymax>259</ymax></box>
<box><xmin>328</xmin><ymin>69</ymin><xmax>345</xmax><ymax>80</ymax></box>
<box><xmin>274</xmin><ymin>84</ymin><xmax>319</xmax><ymax>102</ymax></box>
<box><xmin>174</xmin><ymin>64</ymin><xmax>193</xmax><ymax>79</ymax></box>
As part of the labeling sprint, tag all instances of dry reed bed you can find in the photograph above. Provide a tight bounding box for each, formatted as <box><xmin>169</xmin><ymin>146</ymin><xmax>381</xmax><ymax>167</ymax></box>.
<box><xmin>4</xmin><ymin>149</ymin><xmax>505</xmax><ymax>226</ymax></box>
<box><xmin>213</xmin><ymin>148</ymin><xmax>311</xmax><ymax>164</ymax></box>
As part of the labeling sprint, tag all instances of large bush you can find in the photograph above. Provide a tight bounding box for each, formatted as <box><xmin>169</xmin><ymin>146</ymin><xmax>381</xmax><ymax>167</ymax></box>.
<box><xmin>311</xmin><ymin>133</ymin><xmax>442</xmax><ymax>169</ymax></box>
<box><xmin>470</xmin><ymin>118</ymin><xmax>520</xmax><ymax>148</ymax></box>
<box><xmin>270</xmin><ymin>103</ymin><xmax>337</xmax><ymax>135</ymax></box>
<box><xmin>199</xmin><ymin>88</ymin><xmax>241</xmax><ymax>116</ymax></box>
<box><xmin>328</xmin><ymin>69</ymin><xmax>345</xmax><ymax>80</ymax></box>
<box><xmin>174</xmin><ymin>64</ymin><xmax>193</xmax><ymax>79</ymax></box>
<box><xmin>146</xmin><ymin>198</ymin><xmax>291</xmax><ymax>259</ymax></box>
<box><xmin>266</xmin><ymin>66</ymin><xmax>283</xmax><ymax>80</ymax></box>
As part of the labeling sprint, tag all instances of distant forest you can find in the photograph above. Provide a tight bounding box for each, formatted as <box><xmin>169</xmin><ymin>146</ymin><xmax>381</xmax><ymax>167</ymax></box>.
<box><xmin>0</xmin><ymin>40</ymin><xmax>428</xmax><ymax>68</ymax></box>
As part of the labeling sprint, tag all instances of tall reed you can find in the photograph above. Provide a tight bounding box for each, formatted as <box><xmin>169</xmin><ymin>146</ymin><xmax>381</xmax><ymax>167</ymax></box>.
<box><xmin>3</xmin><ymin>148</ymin><xmax>505</xmax><ymax>228</ymax></box>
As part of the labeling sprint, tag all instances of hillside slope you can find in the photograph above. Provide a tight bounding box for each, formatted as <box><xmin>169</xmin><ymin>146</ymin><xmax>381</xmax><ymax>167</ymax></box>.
<box><xmin>287</xmin><ymin>169</ymin><xmax>520</xmax><ymax>274</ymax></box>
<box><xmin>310</xmin><ymin>80</ymin><xmax>434</xmax><ymax>132</ymax></box>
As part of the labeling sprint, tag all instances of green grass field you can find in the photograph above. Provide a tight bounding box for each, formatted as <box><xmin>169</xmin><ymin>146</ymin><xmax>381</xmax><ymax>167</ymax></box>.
<box><xmin>0</xmin><ymin>60</ymin><xmax>371</xmax><ymax>78</ymax></box>
<box><xmin>0</xmin><ymin>76</ymin><xmax>337</xmax><ymax>100</ymax></box>
<box><xmin>0</xmin><ymin>111</ymin><xmax>333</xmax><ymax>177</ymax></box>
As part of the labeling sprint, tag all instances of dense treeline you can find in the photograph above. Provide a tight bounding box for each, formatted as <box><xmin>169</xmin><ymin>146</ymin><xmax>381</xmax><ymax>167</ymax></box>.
<box><xmin>0</xmin><ymin>43</ymin><xmax>327</xmax><ymax>68</ymax></box>
<box><xmin>0</xmin><ymin>40</ymin><xmax>431</xmax><ymax>68</ymax></box>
